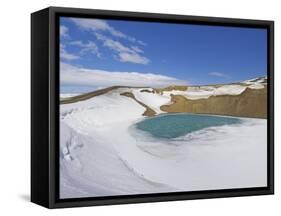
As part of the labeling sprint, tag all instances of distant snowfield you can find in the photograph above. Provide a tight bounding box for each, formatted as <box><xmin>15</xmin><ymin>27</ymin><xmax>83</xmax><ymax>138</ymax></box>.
<box><xmin>60</xmin><ymin>87</ymin><xmax>267</xmax><ymax>198</ymax></box>
<box><xmin>60</xmin><ymin>93</ymin><xmax>80</xmax><ymax>101</ymax></box>
<box><xmin>162</xmin><ymin>84</ymin><xmax>260</xmax><ymax>100</ymax></box>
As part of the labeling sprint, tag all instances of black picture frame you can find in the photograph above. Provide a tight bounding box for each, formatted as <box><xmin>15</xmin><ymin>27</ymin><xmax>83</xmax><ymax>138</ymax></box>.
<box><xmin>31</xmin><ymin>6</ymin><xmax>274</xmax><ymax>209</ymax></box>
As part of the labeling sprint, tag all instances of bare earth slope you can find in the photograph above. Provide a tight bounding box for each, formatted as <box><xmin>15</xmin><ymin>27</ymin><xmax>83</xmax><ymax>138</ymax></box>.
<box><xmin>160</xmin><ymin>87</ymin><xmax>267</xmax><ymax>118</ymax></box>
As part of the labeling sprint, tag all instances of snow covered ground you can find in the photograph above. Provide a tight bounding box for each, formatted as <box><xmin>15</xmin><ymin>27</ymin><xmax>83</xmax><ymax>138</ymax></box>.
<box><xmin>242</xmin><ymin>76</ymin><xmax>267</xmax><ymax>85</ymax></box>
<box><xmin>60</xmin><ymin>87</ymin><xmax>267</xmax><ymax>198</ymax></box>
<box><xmin>131</xmin><ymin>89</ymin><xmax>171</xmax><ymax>113</ymax></box>
<box><xmin>162</xmin><ymin>83</ymin><xmax>264</xmax><ymax>100</ymax></box>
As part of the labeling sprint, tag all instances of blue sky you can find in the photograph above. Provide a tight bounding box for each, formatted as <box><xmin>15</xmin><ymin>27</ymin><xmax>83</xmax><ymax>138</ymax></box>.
<box><xmin>60</xmin><ymin>17</ymin><xmax>267</xmax><ymax>93</ymax></box>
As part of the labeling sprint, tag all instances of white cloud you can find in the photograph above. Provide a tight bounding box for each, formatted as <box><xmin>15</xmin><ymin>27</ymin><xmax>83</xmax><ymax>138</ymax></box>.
<box><xmin>95</xmin><ymin>33</ymin><xmax>149</xmax><ymax>64</ymax></box>
<box><xmin>71</xmin><ymin>18</ymin><xmax>145</xmax><ymax>46</ymax></box>
<box><xmin>137</xmin><ymin>40</ymin><xmax>147</xmax><ymax>46</ymax></box>
<box><xmin>209</xmin><ymin>72</ymin><xmax>230</xmax><ymax>79</ymax></box>
<box><xmin>60</xmin><ymin>44</ymin><xmax>79</xmax><ymax>61</ymax></box>
<box><xmin>118</xmin><ymin>52</ymin><xmax>149</xmax><ymax>64</ymax></box>
<box><xmin>71</xmin><ymin>18</ymin><xmax>126</xmax><ymax>40</ymax></box>
<box><xmin>131</xmin><ymin>46</ymin><xmax>143</xmax><ymax>53</ymax></box>
<box><xmin>60</xmin><ymin>25</ymin><xmax>69</xmax><ymax>38</ymax></box>
<box><xmin>70</xmin><ymin>18</ymin><xmax>149</xmax><ymax>64</ymax></box>
<box><xmin>60</xmin><ymin>63</ymin><xmax>187</xmax><ymax>88</ymax></box>
<box><xmin>102</xmin><ymin>37</ymin><xmax>132</xmax><ymax>53</ymax></box>
<box><xmin>70</xmin><ymin>40</ymin><xmax>101</xmax><ymax>57</ymax></box>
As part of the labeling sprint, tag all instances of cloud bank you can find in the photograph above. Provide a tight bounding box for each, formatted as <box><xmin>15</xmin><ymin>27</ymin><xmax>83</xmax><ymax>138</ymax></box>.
<box><xmin>60</xmin><ymin>63</ymin><xmax>187</xmax><ymax>88</ymax></box>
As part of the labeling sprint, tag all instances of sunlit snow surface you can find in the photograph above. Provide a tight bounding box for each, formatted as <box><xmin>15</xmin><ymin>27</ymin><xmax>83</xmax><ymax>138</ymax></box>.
<box><xmin>60</xmin><ymin>88</ymin><xmax>267</xmax><ymax>198</ymax></box>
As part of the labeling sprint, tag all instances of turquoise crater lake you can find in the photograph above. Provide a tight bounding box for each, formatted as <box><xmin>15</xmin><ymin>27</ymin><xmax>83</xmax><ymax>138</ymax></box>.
<box><xmin>136</xmin><ymin>114</ymin><xmax>242</xmax><ymax>139</ymax></box>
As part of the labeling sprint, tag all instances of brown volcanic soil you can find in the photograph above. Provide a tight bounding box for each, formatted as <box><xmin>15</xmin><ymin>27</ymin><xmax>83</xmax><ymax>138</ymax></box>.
<box><xmin>160</xmin><ymin>87</ymin><xmax>267</xmax><ymax>118</ymax></box>
<box><xmin>120</xmin><ymin>92</ymin><xmax>156</xmax><ymax>117</ymax></box>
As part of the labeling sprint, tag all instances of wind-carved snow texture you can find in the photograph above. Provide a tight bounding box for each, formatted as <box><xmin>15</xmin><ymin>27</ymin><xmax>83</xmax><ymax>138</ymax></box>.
<box><xmin>62</xmin><ymin>134</ymin><xmax>83</xmax><ymax>162</ymax></box>
<box><xmin>60</xmin><ymin>81</ymin><xmax>267</xmax><ymax>198</ymax></box>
